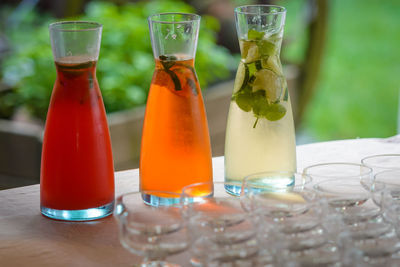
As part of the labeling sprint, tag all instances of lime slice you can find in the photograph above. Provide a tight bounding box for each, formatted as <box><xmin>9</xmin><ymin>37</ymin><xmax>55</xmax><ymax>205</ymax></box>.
<box><xmin>262</xmin><ymin>56</ymin><xmax>283</xmax><ymax>76</ymax></box>
<box><xmin>240</xmin><ymin>40</ymin><xmax>251</xmax><ymax>60</ymax></box>
<box><xmin>266</xmin><ymin>103</ymin><xmax>287</xmax><ymax>121</ymax></box>
<box><xmin>252</xmin><ymin>69</ymin><xmax>283</xmax><ymax>102</ymax></box>
<box><xmin>233</xmin><ymin>62</ymin><xmax>248</xmax><ymax>93</ymax></box>
<box><xmin>241</xmin><ymin>41</ymin><xmax>260</xmax><ymax>63</ymax></box>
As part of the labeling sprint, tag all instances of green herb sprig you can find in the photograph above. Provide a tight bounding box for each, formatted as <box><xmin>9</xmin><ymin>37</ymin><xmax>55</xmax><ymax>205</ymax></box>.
<box><xmin>233</xmin><ymin>29</ymin><xmax>287</xmax><ymax>128</ymax></box>
<box><xmin>159</xmin><ymin>55</ymin><xmax>198</xmax><ymax>95</ymax></box>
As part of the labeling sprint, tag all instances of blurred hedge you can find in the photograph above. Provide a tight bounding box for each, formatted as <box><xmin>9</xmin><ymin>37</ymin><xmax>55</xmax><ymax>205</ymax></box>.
<box><xmin>0</xmin><ymin>0</ymin><xmax>236</xmax><ymax>120</ymax></box>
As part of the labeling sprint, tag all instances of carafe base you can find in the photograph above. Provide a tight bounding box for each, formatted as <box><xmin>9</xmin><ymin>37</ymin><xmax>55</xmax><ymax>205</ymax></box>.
<box><xmin>142</xmin><ymin>193</ymin><xmax>181</xmax><ymax>207</ymax></box>
<box><xmin>224</xmin><ymin>183</ymin><xmax>242</xmax><ymax>196</ymax></box>
<box><xmin>41</xmin><ymin>201</ymin><xmax>114</xmax><ymax>221</ymax></box>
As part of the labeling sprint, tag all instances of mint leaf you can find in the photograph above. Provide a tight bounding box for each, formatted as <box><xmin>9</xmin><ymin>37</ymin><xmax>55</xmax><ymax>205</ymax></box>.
<box><xmin>235</xmin><ymin>90</ymin><xmax>253</xmax><ymax>112</ymax></box>
<box><xmin>247</xmin><ymin>60</ymin><xmax>262</xmax><ymax>78</ymax></box>
<box><xmin>159</xmin><ymin>55</ymin><xmax>177</xmax><ymax>61</ymax></box>
<box><xmin>252</xmin><ymin>90</ymin><xmax>269</xmax><ymax>117</ymax></box>
<box><xmin>165</xmin><ymin>69</ymin><xmax>182</xmax><ymax>91</ymax></box>
<box><xmin>159</xmin><ymin>55</ymin><xmax>183</xmax><ymax>92</ymax></box>
<box><xmin>248</xmin><ymin>29</ymin><xmax>265</xmax><ymax>40</ymax></box>
<box><xmin>265</xmin><ymin>103</ymin><xmax>286</xmax><ymax>121</ymax></box>
<box><xmin>159</xmin><ymin>55</ymin><xmax>177</xmax><ymax>70</ymax></box>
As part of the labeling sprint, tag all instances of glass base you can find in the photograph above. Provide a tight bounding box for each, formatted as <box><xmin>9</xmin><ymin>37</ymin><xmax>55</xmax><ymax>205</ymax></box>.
<box><xmin>224</xmin><ymin>183</ymin><xmax>242</xmax><ymax>196</ymax></box>
<box><xmin>41</xmin><ymin>201</ymin><xmax>114</xmax><ymax>221</ymax></box>
<box><xmin>142</xmin><ymin>193</ymin><xmax>181</xmax><ymax>207</ymax></box>
<box><xmin>225</xmin><ymin>176</ymin><xmax>295</xmax><ymax>196</ymax></box>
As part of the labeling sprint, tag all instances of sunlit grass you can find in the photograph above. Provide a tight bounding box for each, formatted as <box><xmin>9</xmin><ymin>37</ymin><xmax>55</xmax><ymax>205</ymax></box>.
<box><xmin>302</xmin><ymin>0</ymin><xmax>400</xmax><ymax>140</ymax></box>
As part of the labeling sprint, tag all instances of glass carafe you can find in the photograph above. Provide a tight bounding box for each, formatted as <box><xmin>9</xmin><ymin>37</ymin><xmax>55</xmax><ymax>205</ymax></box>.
<box><xmin>225</xmin><ymin>6</ymin><xmax>296</xmax><ymax>195</ymax></box>
<box><xmin>140</xmin><ymin>13</ymin><xmax>213</xmax><ymax>206</ymax></box>
<box><xmin>40</xmin><ymin>21</ymin><xmax>115</xmax><ymax>221</ymax></box>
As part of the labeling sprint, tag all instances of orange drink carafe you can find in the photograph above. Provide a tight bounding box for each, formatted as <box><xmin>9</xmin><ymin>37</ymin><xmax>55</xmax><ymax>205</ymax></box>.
<box><xmin>140</xmin><ymin>13</ymin><xmax>213</xmax><ymax>205</ymax></box>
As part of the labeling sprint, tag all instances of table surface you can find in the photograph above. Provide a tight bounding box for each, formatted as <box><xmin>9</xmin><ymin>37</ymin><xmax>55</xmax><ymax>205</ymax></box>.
<box><xmin>1</xmin><ymin>136</ymin><xmax>400</xmax><ymax>266</ymax></box>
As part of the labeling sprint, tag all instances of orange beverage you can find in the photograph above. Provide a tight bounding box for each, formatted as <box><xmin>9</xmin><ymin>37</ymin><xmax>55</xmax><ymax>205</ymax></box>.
<box><xmin>140</xmin><ymin>56</ymin><xmax>213</xmax><ymax>195</ymax></box>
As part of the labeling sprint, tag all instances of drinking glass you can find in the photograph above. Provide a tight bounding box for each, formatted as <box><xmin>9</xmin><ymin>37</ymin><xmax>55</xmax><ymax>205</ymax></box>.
<box><xmin>383</xmin><ymin>195</ymin><xmax>400</xmax><ymax>240</ymax></box>
<box><xmin>242</xmin><ymin>172</ymin><xmax>346</xmax><ymax>265</ymax></box>
<box><xmin>240</xmin><ymin>172</ymin><xmax>311</xmax><ymax>213</ymax></box>
<box><xmin>224</xmin><ymin>5</ymin><xmax>296</xmax><ymax>196</ymax></box>
<box><xmin>377</xmin><ymin>171</ymin><xmax>400</xmax><ymax>238</ymax></box>
<box><xmin>281</xmin><ymin>243</ymin><xmax>342</xmax><ymax>267</ymax></box>
<box><xmin>140</xmin><ymin>13</ymin><xmax>213</xmax><ymax>206</ymax></box>
<box><xmin>314</xmin><ymin>177</ymin><xmax>400</xmax><ymax>262</ymax></box>
<box><xmin>182</xmin><ymin>181</ymin><xmax>259</xmax><ymax>265</ymax></box>
<box><xmin>314</xmin><ymin>177</ymin><xmax>395</xmax><ymax>254</ymax></box>
<box><xmin>361</xmin><ymin>154</ymin><xmax>400</xmax><ymax>173</ymax></box>
<box><xmin>350</xmin><ymin>231</ymin><xmax>400</xmax><ymax>260</ymax></box>
<box><xmin>313</xmin><ymin>178</ymin><xmax>384</xmax><ymax>224</ymax></box>
<box><xmin>41</xmin><ymin>21</ymin><xmax>114</xmax><ymax>221</ymax></box>
<box><xmin>303</xmin><ymin>162</ymin><xmax>373</xmax><ymax>186</ymax></box>
<box><xmin>115</xmin><ymin>191</ymin><xmax>189</xmax><ymax>267</ymax></box>
<box><xmin>371</xmin><ymin>170</ymin><xmax>400</xmax><ymax>208</ymax></box>
<box><xmin>243</xmin><ymin>174</ymin><xmax>332</xmax><ymax>251</ymax></box>
<box><xmin>374</xmin><ymin>170</ymin><xmax>400</xmax><ymax>189</ymax></box>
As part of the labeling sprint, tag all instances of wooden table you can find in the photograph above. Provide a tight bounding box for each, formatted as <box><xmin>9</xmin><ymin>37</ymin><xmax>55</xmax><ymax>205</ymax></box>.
<box><xmin>1</xmin><ymin>136</ymin><xmax>400</xmax><ymax>266</ymax></box>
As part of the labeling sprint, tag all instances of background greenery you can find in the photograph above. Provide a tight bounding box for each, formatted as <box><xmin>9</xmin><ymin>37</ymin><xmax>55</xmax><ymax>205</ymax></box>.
<box><xmin>282</xmin><ymin>0</ymin><xmax>399</xmax><ymax>141</ymax></box>
<box><xmin>0</xmin><ymin>0</ymin><xmax>235</xmax><ymax>121</ymax></box>
<box><xmin>0</xmin><ymin>0</ymin><xmax>399</xmax><ymax>142</ymax></box>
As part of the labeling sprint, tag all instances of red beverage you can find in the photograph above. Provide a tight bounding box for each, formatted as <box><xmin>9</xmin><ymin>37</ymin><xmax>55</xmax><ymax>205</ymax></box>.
<box><xmin>40</xmin><ymin>57</ymin><xmax>114</xmax><ymax>211</ymax></box>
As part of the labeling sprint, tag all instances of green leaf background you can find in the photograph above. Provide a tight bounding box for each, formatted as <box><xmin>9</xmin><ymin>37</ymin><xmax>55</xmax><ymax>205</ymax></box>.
<box><xmin>1</xmin><ymin>0</ymin><xmax>236</xmax><ymax>121</ymax></box>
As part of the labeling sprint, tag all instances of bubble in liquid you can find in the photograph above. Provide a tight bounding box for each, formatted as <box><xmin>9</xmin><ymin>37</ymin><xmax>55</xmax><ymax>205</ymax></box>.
<box><xmin>171</xmin><ymin>34</ymin><xmax>177</xmax><ymax>40</ymax></box>
<box><xmin>176</xmin><ymin>25</ymin><xmax>182</xmax><ymax>29</ymax></box>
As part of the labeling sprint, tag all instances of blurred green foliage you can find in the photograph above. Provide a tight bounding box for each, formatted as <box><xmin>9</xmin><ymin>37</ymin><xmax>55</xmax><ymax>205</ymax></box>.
<box><xmin>277</xmin><ymin>0</ymin><xmax>399</xmax><ymax>141</ymax></box>
<box><xmin>0</xmin><ymin>0</ymin><xmax>235</xmax><ymax>120</ymax></box>
<box><xmin>3</xmin><ymin>0</ymin><xmax>396</xmax><ymax>141</ymax></box>
<box><xmin>300</xmin><ymin>0</ymin><xmax>399</xmax><ymax>140</ymax></box>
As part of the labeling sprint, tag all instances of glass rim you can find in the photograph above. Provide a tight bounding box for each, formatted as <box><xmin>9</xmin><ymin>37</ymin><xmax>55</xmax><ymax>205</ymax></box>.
<box><xmin>303</xmin><ymin>162</ymin><xmax>373</xmax><ymax>179</ymax></box>
<box><xmin>313</xmin><ymin>178</ymin><xmax>385</xmax><ymax>193</ymax></box>
<box><xmin>148</xmin><ymin>12</ymin><xmax>201</xmax><ymax>24</ymax></box>
<box><xmin>116</xmin><ymin>192</ymin><xmax>183</xmax><ymax>228</ymax></box>
<box><xmin>115</xmin><ymin>191</ymin><xmax>181</xmax><ymax>215</ymax></box>
<box><xmin>49</xmin><ymin>21</ymin><xmax>102</xmax><ymax>32</ymax></box>
<box><xmin>234</xmin><ymin>5</ymin><xmax>286</xmax><ymax>15</ymax></box>
<box><xmin>361</xmin><ymin>154</ymin><xmax>400</xmax><ymax>169</ymax></box>
<box><xmin>181</xmin><ymin>181</ymin><xmax>241</xmax><ymax>195</ymax></box>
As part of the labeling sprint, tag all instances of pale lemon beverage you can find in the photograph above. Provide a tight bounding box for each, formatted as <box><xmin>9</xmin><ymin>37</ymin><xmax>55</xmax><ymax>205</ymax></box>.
<box><xmin>225</xmin><ymin>5</ymin><xmax>296</xmax><ymax>195</ymax></box>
